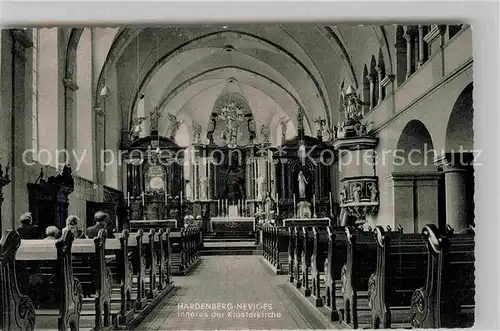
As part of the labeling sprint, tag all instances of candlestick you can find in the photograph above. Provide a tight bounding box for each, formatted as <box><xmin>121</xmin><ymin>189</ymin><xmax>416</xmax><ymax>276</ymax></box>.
<box><xmin>165</xmin><ymin>189</ymin><xmax>168</xmax><ymax>206</ymax></box>
<box><xmin>142</xmin><ymin>191</ymin><xmax>145</xmax><ymax>206</ymax></box>
<box><xmin>127</xmin><ymin>192</ymin><xmax>130</xmax><ymax>207</ymax></box>
<box><xmin>180</xmin><ymin>191</ymin><xmax>183</xmax><ymax>205</ymax></box>
<box><xmin>276</xmin><ymin>193</ymin><xmax>279</xmax><ymax>215</ymax></box>
<box><xmin>293</xmin><ymin>194</ymin><xmax>296</xmax><ymax>217</ymax></box>
<box><xmin>329</xmin><ymin>192</ymin><xmax>333</xmax><ymax>216</ymax></box>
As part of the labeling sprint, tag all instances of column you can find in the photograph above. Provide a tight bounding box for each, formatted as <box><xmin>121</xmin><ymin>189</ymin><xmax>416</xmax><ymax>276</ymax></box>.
<box><xmin>10</xmin><ymin>30</ymin><xmax>33</xmax><ymax>227</ymax></box>
<box><xmin>435</xmin><ymin>153</ymin><xmax>473</xmax><ymax>231</ymax></box>
<box><xmin>418</xmin><ymin>25</ymin><xmax>426</xmax><ymax>67</ymax></box>
<box><xmin>404</xmin><ymin>27</ymin><xmax>414</xmax><ymax>78</ymax></box>
<box><xmin>395</xmin><ymin>36</ymin><xmax>407</xmax><ymax>86</ymax></box>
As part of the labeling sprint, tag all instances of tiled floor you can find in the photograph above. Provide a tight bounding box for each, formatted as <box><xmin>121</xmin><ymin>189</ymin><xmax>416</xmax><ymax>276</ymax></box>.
<box><xmin>137</xmin><ymin>256</ymin><xmax>320</xmax><ymax>330</ymax></box>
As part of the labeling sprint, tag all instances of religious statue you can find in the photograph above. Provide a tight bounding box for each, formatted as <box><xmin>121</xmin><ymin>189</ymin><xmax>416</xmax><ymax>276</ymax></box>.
<box><xmin>247</xmin><ymin>118</ymin><xmax>257</xmax><ymax>142</ymax></box>
<box><xmin>297</xmin><ymin>171</ymin><xmax>308</xmax><ymax>198</ymax></box>
<box><xmin>130</xmin><ymin>116</ymin><xmax>146</xmax><ymax>140</ymax></box>
<box><xmin>279</xmin><ymin>117</ymin><xmax>290</xmax><ymax>141</ymax></box>
<box><xmin>166</xmin><ymin>113</ymin><xmax>182</xmax><ymax>139</ymax></box>
<box><xmin>352</xmin><ymin>183</ymin><xmax>362</xmax><ymax>203</ymax></box>
<box><xmin>149</xmin><ymin>107</ymin><xmax>161</xmax><ymax>134</ymax></box>
<box><xmin>199</xmin><ymin>177</ymin><xmax>209</xmax><ymax>200</ymax></box>
<box><xmin>368</xmin><ymin>182</ymin><xmax>379</xmax><ymax>202</ymax></box>
<box><xmin>192</xmin><ymin>120</ymin><xmax>202</xmax><ymax>144</ymax></box>
<box><xmin>185</xmin><ymin>180</ymin><xmax>192</xmax><ymax>201</ymax></box>
<box><xmin>256</xmin><ymin>175</ymin><xmax>266</xmax><ymax>201</ymax></box>
<box><xmin>260</xmin><ymin>124</ymin><xmax>270</xmax><ymax>143</ymax></box>
<box><xmin>314</xmin><ymin>117</ymin><xmax>326</xmax><ymax>137</ymax></box>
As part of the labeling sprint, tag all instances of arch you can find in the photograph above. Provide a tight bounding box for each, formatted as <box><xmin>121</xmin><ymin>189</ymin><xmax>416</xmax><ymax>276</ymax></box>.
<box><xmin>372</xmin><ymin>26</ymin><xmax>393</xmax><ymax>75</ymax></box>
<box><xmin>395</xmin><ymin>120</ymin><xmax>436</xmax><ymax>173</ymax></box>
<box><xmin>65</xmin><ymin>28</ymin><xmax>84</xmax><ymax>79</ymax></box>
<box><xmin>96</xmin><ymin>29</ymin><xmax>331</xmax><ymax>126</ymax></box>
<box><xmin>445</xmin><ymin>83</ymin><xmax>473</xmax><ymax>152</ymax></box>
<box><xmin>322</xmin><ymin>26</ymin><xmax>359</xmax><ymax>88</ymax></box>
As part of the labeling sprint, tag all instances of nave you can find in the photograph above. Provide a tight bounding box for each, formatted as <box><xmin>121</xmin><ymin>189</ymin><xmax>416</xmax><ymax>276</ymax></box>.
<box><xmin>137</xmin><ymin>255</ymin><xmax>329</xmax><ymax>331</ymax></box>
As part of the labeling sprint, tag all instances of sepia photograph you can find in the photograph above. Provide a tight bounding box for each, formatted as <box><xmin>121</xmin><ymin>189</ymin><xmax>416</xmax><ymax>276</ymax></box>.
<box><xmin>0</xmin><ymin>3</ymin><xmax>497</xmax><ymax>329</ymax></box>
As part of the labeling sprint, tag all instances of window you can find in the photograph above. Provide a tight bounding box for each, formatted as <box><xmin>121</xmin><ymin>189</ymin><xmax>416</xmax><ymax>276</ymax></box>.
<box><xmin>31</xmin><ymin>29</ymin><xmax>39</xmax><ymax>160</ymax></box>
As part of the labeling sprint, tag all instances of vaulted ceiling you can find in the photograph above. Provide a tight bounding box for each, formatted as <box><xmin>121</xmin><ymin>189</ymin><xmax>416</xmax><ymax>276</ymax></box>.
<box><xmin>92</xmin><ymin>25</ymin><xmax>392</xmax><ymax>143</ymax></box>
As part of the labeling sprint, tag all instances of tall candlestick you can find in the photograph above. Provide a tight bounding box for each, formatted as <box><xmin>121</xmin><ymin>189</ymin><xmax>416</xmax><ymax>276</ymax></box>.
<box><xmin>276</xmin><ymin>193</ymin><xmax>279</xmax><ymax>215</ymax></box>
<box><xmin>142</xmin><ymin>191</ymin><xmax>145</xmax><ymax>206</ymax></box>
<box><xmin>293</xmin><ymin>194</ymin><xmax>296</xmax><ymax>217</ymax></box>
<box><xmin>329</xmin><ymin>191</ymin><xmax>333</xmax><ymax>216</ymax></box>
<box><xmin>180</xmin><ymin>191</ymin><xmax>183</xmax><ymax>205</ymax></box>
<box><xmin>127</xmin><ymin>192</ymin><xmax>130</xmax><ymax>207</ymax></box>
<box><xmin>165</xmin><ymin>189</ymin><xmax>168</xmax><ymax>206</ymax></box>
<box><xmin>313</xmin><ymin>194</ymin><xmax>316</xmax><ymax>217</ymax></box>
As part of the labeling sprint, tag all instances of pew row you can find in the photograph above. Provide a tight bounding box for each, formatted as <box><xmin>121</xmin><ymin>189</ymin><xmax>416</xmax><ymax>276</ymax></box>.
<box><xmin>169</xmin><ymin>227</ymin><xmax>202</xmax><ymax>276</ymax></box>
<box><xmin>409</xmin><ymin>225</ymin><xmax>475</xmax><ymax>329</ymax></box>
<box><xmin>261</xmin><ymin>226</ymin><xmax>289</xmax><ymax>275</ymax></box>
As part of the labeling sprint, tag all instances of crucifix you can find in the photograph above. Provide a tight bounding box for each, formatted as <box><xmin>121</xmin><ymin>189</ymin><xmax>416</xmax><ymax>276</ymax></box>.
<box><xmin>149</xmin><ymin>107</ymin><xmax>161</xmax><ymax>135</ymax></box>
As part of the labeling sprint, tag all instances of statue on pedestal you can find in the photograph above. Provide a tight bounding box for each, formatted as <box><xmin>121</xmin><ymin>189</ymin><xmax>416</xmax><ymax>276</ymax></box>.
<box><xmin>192</xmin><ymin>120</ymin><xmax>202</xmax><ymax>144</ymax></box>
<box><xmin>185</xmin><ymin>180</ymin><xmax>192</xmax><ymax>201</ymax></box>
<box><xmin>298</xmin><ymin>171</ymin><xmax>308</xmax><ymax>198</ymax></box>
<box><xmin>199</xmin><ymin>177</ymin><xmax>208</xmax><ymax>200</ymax></box>
<box><xmin>256</xmin><ymin>175</ymin><xmax>266</xmax><ymax>201</ymax></box>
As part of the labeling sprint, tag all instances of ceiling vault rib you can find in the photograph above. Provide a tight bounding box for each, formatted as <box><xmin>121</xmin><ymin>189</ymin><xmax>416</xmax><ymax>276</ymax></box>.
<box><xmin>126</xmin><ymin>29</ymin><xmax>330</xmax><ymax>129</ymax></box>
<box><xmin>157</xmin><ymin>66</ymin><xmax>315</xmax><ymax>132</ymax></box>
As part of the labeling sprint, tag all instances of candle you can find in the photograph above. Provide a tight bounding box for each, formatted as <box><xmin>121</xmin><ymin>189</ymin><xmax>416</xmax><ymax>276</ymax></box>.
<box><xmin>142</xmin><ymin>191</ymin><xmax>145</xmax><ymax>206</ymax></box>
<box><xmin>180</xmin><ymin>191</ymin><xmax>183</xmax><ymax>205</ymax></box>
<box><xmin>165</xmin><ymin>189</ymin><xmax>168</xmax><ymax>206</ymax></box>
<box><xmin>127</xmin><ymin>192</ymin><xmax>130</xmax><ymax>207</ymax></box>
<box><xmin>313</xmin><ymin>194</ymin><xmax>316</xmax><ymax>216</ymax></box>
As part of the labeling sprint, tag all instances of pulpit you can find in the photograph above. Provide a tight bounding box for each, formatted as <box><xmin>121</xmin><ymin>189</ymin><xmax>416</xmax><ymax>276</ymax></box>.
<box><xmin>27</xmin><ymin>165</ymin><xmax>74</xmax><ymax>230</ymax></box>
<box><xmin>0</xmin><ymin>163</ymin><xmax>11</xmax><ymax>230</ymax></box>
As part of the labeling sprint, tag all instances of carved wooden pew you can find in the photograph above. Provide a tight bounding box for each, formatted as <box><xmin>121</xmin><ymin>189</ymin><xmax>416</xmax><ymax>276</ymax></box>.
<box><xmin>341</xmin><ymin>226</ymin><xmax>377</xmax><ymax>329</ymax></box>
<box><xmin>293</xmin><ymin>227</ymin><xmax>304</xmax><ymax>289</ymax></box>
<box><xmin>16</xmin><ymin>228</ymin><xmax>83</xmax><ymax>331</ymax></box>
<box><xmin>0</xmin><ymin>230</ymin><xmax>36</xmax><ymax>331</ymax></box>
<box><xmin>300</xmin><ymin>226</ymin><xmax>318</xmax><ymax>297</ymax></box>
<box><xmin>311</xmin><ymin>226</ymin><xmax>329</xmax><ymax>307</ymax></box>
<box><xmin>121</xmin><ymin>229</ymin><xmax>148</xmax><ymax>311</ymax></box>
<box><xmin>323</xmin><ymin>226</ymin><xmax>347</xmax><ymax>322</ymax></box>
<box><xmin>105</xmin><ymin>230</ymin><xmax>135</xmax><ymax>326</ymax></box>
<box><xmin>409</xmin><ymin>225</ymin><xmax>475</xmax><ymax>328</ymax></box>
<box><xmin>369</xmin><ymin>226</ymin><xmax>428</xmax><ymax>329</ymax></box>
<box><xmin>274</xmin><ymin>226</ymin><xmax>290</xmax><ymax>272</ymax></box>
<box><xmin>72</xmin><ymin>229</ymin><xmax>115</xmax><ymax>330</ymax></box>
<box><xmin>262</xmin><ymin>227</ymin><xmax>270</xmax><ymax>261</ymax></box>
<box><xmin>170</xmin><ymin>227</ymin><xmax>201</xmax><ymax>275</ymax></box>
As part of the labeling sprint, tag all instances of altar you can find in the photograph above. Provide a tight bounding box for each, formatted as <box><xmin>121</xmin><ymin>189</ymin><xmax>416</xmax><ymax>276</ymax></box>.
<box><xmin>210</xmin><ymin>216</ymin><xmax>255</xmax><ymax>233</ymax></box>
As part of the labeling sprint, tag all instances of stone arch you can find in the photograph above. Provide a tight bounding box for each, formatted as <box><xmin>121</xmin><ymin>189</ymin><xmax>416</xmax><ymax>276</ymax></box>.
<box><xmin>445</xmin><ymin>83</ymin><xmax>473</xmax><ymax>152</ymax></box>
<box><xmin>393</xmin><ymin>120</ymin><xmax>440</xmax><ymax>232</ymax></box>
<box><xmin>395</xmin><ymin>120</ymin><xmax>436</xmax><ymax>173</ymax></box>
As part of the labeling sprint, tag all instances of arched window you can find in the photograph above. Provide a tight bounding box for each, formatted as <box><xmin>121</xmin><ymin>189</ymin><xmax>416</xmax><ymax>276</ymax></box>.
<box><xmin>31</xmin><ymin>29</ymin><xmax>39</xmax><ymax>160</ymax></box>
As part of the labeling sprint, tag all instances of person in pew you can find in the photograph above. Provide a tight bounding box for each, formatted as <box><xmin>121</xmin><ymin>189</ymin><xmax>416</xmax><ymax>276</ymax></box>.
<box><xmin>86</xmin><ymin>211</ymin><xmax>115</xmax><ymax>238</ymax></box>
<box><xmin>17</xmin><ymin>212</ymin><xmax>41</xmax><ymax>239</ymax></box>
<box><xmin>44</xmin><ymin>226</ymin><xmax>61</xmax><ymax>240</ymax></box>
<box><xmin>65</xmin><ymin>215</ymin><xmax>85</xmax><ymax>238</ymax></box>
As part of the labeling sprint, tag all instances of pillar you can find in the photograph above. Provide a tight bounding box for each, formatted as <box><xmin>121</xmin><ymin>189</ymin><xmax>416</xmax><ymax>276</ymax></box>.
<box><xmin>418</xmin><ymin>25</ymin><xmax>426</xmax><ymax>67</ymax></box>
<box><xmin>435</xmin><ymin>152</ymin><xmax>474</xmax><ymax>232</ymax></box>
<box><xmin>10</xmin><ymin>29</ymin><xmax>33</xmax><ymax>228</ymax></box>
<box><xmin>404</xmin><ymin>28</ymin><xmax>414</xmax><ymax>78</ymax></box>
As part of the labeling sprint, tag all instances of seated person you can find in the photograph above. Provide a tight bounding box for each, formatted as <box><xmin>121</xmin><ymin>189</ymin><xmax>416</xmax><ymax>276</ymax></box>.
<box><xmin>17</xmin><ymin>212</ymin><xmax>41</xmax><ymax>239</ymax></box>
<box><xmin>44</xmin><ymin>226</ymin><xmax>60</xmax><ymax>240</ymax></box>
<box><xmin>65</xmin><ymin>215</ymin><xmax>85</xmax><ymax>238</ymax></box>
<box><xmin>86</xmin><ymin>211</ymin><xmax>115</xmax><ymax>238</ymax></box>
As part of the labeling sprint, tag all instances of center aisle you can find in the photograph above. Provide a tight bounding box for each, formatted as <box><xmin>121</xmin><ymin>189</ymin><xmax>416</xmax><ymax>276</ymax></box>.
<box><xmin>138</xmin><ymin>256</ymin><xmax>326</xmax><ymax>330</ymax></box>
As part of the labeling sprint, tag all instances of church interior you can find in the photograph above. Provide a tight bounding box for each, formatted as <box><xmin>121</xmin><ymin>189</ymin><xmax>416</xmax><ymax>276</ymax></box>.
<box><xmin>0</xmin><ymin>24</ymin><xmax>476</xmax><ymax>330</ymax></box>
